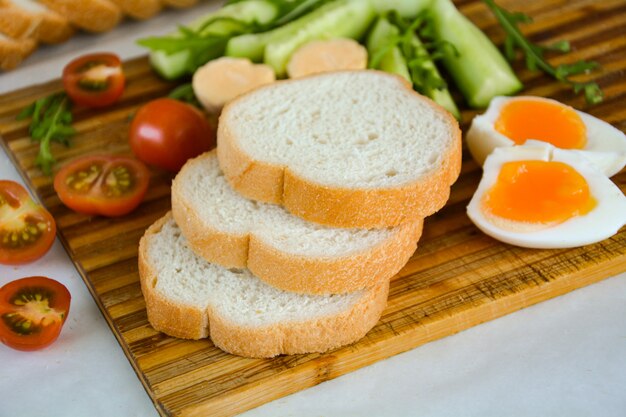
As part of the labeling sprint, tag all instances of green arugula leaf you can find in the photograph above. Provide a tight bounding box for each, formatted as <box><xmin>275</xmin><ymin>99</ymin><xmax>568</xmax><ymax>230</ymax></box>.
<box><xmin>271</xmin><ymin>0</ymin><xmax>330</xmax><ymax>27</ymax></box>
<box><xmin>482</xmin><ymin>0</ymin><xmax>603</xmax><ymax>104</ymax></box>
<box><xmin>546</xmin><ymin>40</ymin><xmax>570</xmax><ymax>53</ymax></box>
<box><xmin>17</xmin><ymin>92</ymin><xmax>74</xmax><ymax>175</ymax></box>
<box><xmin>16</xmin><ymin>102</ymin><xmax>36</xmax><ymax>120</ymax></box>
<box><xmin>382</xmin><ymin>12</ymin><xmax>454</xmax><ymax>93</ymax></box>
<box><xmin>168</xmin><ymin>83</ymin><xmax>202</xmax><ymax>108</ymax></box>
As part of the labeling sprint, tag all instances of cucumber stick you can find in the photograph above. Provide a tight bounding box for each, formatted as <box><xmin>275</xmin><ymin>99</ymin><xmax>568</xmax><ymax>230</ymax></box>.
<box><xmin>429</xmin><ymin>0</ymin><xmax>522</xmax><ymax>107</ymax></box>
<box><xmin>225</xmin><ymin>33</ymin><xmax>269</xmax><ymax>63</ymax></box>
<box><xmin>367</xmin><ymin>17</ymin><xmax>459</xmax><ymax>119</ymax></box>
<box><xmin>409</xmin><ymin>34</ymin><xmax>460</xmax><ymax>119</ymax></box>
<box><xmin>226</xmin><ymin>0</ymin><xmax>366</xmax><ymax>62</ymax></box>
<box><xmin>370</xmin><ymin>0</ymin><xmax>432</xmax><ymax>19</ymax></box>
<box><xmin>227</xmin><ymin>0</ymin><xmax>376</xmax><ymax>77</ymax></box>
<box><xmin>266</xmin><ymin>0</ymin><xmax>375</xmax><ymax>77</ymax></box>
<box><xmin>149</xmin><ymin>0</ymin><xmax>280</xmax><ymax>80</ymax></box>
<box><xmin>366</xmin><ymin>17</ymin><xmax>411</xmax><ymax>81</ymax></box>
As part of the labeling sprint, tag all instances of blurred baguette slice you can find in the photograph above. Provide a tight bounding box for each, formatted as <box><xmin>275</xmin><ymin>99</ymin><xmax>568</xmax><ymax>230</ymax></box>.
<box><xmin>1</xmin><ymin>0</ymin><xmax>74</xmax><ymax>44</ymax></box>
<box><xmin>0</xmin><ymin>0</ymin><xmax>41</xmax><ymax>39</ymax></box>
<box><xmin>38</xmin><ymin>0</ymin><xmax>122</xmax><ymax>33</ymax></box>
<box><xmin>161</xmin><ymin>0</ymin><xmax>198</xmax><ymax>8</ymax></box>
<box><xmin>0</xmin><ymin>32</ymin><xmax>36</xmax><ymax>70</ymax></box>
<box><xmin>109</xmin><ymin>0</ymin><xmax>162</xmax><ymax>20</ymax></box>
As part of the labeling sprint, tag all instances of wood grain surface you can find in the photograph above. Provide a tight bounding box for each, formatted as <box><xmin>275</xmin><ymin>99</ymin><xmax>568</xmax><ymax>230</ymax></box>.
<box><xmin>1</xmin><ymin>0</ymin><xmax>625</xmax><ymax>416</ymax></box>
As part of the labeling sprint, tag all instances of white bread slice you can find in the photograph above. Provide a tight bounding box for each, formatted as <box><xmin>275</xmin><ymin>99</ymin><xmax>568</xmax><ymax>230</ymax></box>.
<box><xmin>139</xmin><ymin>213</ymin><xmax>388</xmax><ymax>358</ymax></box>
<box><xmin>217</xmin><ymin>70</ymin><xmax>462</xmax><ymax>229</ymax></box>
<box><xmin>1</xmin><ymin>0</ymin><xmax>73</xmax><ymax>44</ymax></box>
<box><xmin>172</xmin><ymin>151</ymin><xmax>423</xmax><ymax>294</ymax></box>
<box><xmin>38</xmin><ymin>0</ymin><xmax>122</xmax><ymax>33</ymax></box>
<box><xmin>0</xmin><ymin>32</ymin><xmax>36</xmax><ymax>70</ymax></box>
<box><xmin>108</xmin><ymin>0</ymin><xmax>162</xmax><ymax>20</ymax></box>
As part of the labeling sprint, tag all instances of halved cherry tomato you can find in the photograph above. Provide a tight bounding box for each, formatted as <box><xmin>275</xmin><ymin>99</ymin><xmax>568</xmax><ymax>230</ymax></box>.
<box><xmin>0</xmin><ymin>181</ymin><xmax>56</xmax><ymax>265</ymax></box>
<box><xmin>62</xmin><ymin>53</ymin><xmax>125</xmax><ymax>108</ymax></box>
<box><xmin>129</xmin><ymin>98</ymin><xmax>216</xmax><ymax>172</ymax></box>
<box><xmin>54</xmin><ymin>155</ymin><xmax>150</xmax><ymax>217</ymax></box>
<box><xmin>0</xmin><ymin>276</ymin><xmax>70</xmax><ymax>351</ymax></box>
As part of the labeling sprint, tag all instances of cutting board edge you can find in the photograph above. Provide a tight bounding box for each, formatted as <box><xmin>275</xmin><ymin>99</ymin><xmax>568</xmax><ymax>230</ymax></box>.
<box><xmin>167</xmin><ymin>251</ymin><xmax>626</xmax><ymax>417</ymax></box>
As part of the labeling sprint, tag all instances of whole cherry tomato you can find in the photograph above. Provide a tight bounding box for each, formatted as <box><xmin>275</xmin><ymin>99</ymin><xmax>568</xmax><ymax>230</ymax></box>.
<box><xmin>0</xmin><ymin>276</ymin><xmax>71</xmax><ymax>351</ymax></box>
<box><xmin>62</xmin><ymin>53</ymin><xmax>125</xmax><ymax>108</ymax></box>
<box><xmin>129</xmin><ymin>98</ymin><xmax>215</xmax><ymax>172</ymax></box>
<box><xmin>54</xmin><ymin>155</ymin><xmax>150</xmax><ymax>217</ymax></box>
<box><xmin>0</xmin><ymin>180</ymin><xmax>56</xmax><ymax>265</ymax></box>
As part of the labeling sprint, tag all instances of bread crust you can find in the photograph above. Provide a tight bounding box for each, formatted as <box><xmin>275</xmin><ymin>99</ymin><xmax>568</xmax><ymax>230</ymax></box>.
<box><xmin>139</xmin><ymin>214</ymin><xmax>210</xmax><ymax>339</ymax></box>
<box><xmin>172</xmin><ymin>151</ymin><xmax>423</xmax><ymax>294</ymax></box>
<box><xmin>210</xmin><ymin>278</ymin><xmax>389</xmax><ymax>358</ymax></box>
<box><xmin>0</xmin><ymin>0</ymin><xmax>73</xmax><ymax>44</ymax></box>
<box><xmin>161</xmin><ymin>0</ymin><xmax>198</xmax><ymax>8</ymax></box>
<box><xmin>109</xmin><ymin>0</ymin><xmax>162</xmax><ymax>20</ymax></box>
<box><xmin>246</xmin><ymin>218</ymin><xmax>421</xmax><ymax>294</ymax></box>
<box><xmin>139</xmin><ymin>213</ymin><xmax>389</xmax><ymax>358</ymax></box>
<box><xmin>0</xmin><ymin>35</ymin><xmax>36</xmax><ymax>70</ymax></box>
<box><xmin>217</xmin><ymin>130</ymin><xmax>284</xmax><ymax>203</ymax></box>
<box><xmin>217</xmin><ymin>70</ymin><xmax>462</xmax><ymax>229</ymax></box>
<box><xmin>171</xmin><ymin>188</ymin><xmax>250</xmax><ymax>268</ymax></box>
<box><xmin>39</xmin><ymin>0</ymin><xmax>122</xmax><ymax>32</ymax></box>
<box><xmin>0</xmin><ymin>1</ymin><xmax>41</xmax><ymax>40</ymax></box>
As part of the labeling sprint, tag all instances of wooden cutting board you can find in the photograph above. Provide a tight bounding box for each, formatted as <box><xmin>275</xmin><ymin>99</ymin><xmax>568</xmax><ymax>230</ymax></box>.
<box><xmin>1</xmin><ymin>0</ymin><xmax>625</xmax><ymax>415</ymax></box>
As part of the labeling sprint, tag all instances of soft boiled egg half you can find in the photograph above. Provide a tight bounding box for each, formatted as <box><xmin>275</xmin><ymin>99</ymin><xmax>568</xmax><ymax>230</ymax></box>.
<box><xmin>467</xmin><ymin>142</ymin><xmax>626</xmax><ymax>249</ymax></box>
<box><xmin>466</xmin><ymin>96</ymin><xmax>626</xmax><ymax>177</ymax></box>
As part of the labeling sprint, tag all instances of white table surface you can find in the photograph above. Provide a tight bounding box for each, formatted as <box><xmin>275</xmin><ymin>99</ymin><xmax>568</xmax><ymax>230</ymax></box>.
<box><xmin>1</xmin><ymin>2</ymin><xmax>625</xmax><ymax>416</ymax></box>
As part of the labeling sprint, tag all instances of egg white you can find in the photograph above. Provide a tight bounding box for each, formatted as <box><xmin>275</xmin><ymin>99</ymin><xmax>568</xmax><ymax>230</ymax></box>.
<box><xmin>466</xmin><ymin>96</ymin><xmax>626</xmax><ymax>177</ymax></box>
<box><xmin>466</xmin><ymin>143</ymin><xmax>626</xmax><ymax>249</ymax></box>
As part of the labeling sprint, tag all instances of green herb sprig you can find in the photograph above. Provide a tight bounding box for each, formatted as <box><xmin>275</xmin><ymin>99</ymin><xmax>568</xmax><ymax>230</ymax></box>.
<box><xmin>483</xmin><ymin>0</ymin><xmax>603</xmax><ymax>104</ymax></box>
<box><xmin>225</xmin><ymin>0</ymin><xmax>330</xmax><ymax>26</ymax></box>
<box><xmin>138</xmin><ymin>17</ymin><xmax>254</xmax><ymax>74</ymax></box>
<box><xmin>168</xmin><ymin>83</ymin><xmax>201</xmax><ymax>108</ymax></box>
<box><xmin>16</xmin><ymin>92</ymin><xmax>75</xmax><ymax>175</ymax></box>
<box><xmin>369</xmin><ymin>12</ymin><xmax>456</xmax><ymax>94</ymax></box>
<box><xmin>138</xmin><ymin>0</ymin><xmax>329</xmax><ymax>76</ymax></box>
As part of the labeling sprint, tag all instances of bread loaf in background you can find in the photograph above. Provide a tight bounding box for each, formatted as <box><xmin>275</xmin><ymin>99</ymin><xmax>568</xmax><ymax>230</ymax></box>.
<box><xmin>0</xmin><ymin>32</ymin><xmax>36</xmax><ymax>70</ymax></box>
<box><xmin>38</xmin><ymin>0</ymin><xmax>122</xmax><ymax>32</ymax></box>
<box><xmin>108</xmin><ymin>0</ymin><xmax>162</xmax><ymax>21</ymax></box>
<box><xmin>0</xmin><ymin>0</ymin><xmax>202</xmax><ymax>70</ymax></box>
<box><xmin>161</xmin><ymin>0</ymin><xmax>199</xmax><ymax>8</ymax></box>
<box><xmin>0</xmin><ymin>0</ymin><xmax>74</xmax><ymax>44</ymax></box>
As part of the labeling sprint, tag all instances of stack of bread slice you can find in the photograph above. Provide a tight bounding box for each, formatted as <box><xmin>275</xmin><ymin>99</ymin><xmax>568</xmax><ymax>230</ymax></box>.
<box><xmin>139</xmin><ymin>70</ymin><xmax>462</xmax><ymax>358</ymax></box>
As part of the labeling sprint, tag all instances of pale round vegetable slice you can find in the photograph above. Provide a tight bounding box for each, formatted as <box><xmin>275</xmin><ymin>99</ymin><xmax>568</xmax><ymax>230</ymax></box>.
<box><xmin>192</xmin><ymin>57</ymin><xmax>276</xmax><ymax>113</ymax></box>
<box><xmin>286</xmin><ymin>38</ymin><xmax>367</xmax><ymax>78</ymax></box>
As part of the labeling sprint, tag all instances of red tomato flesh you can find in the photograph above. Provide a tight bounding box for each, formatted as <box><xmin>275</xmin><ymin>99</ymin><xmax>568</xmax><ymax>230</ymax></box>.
<box><xmin>62</xmin><ymin>53</ymin><xmax>125</xmax><ymax>108</ymax></box>
<box><xmin>129</xmin><ymin>98</ymin><xmax>216</xmax><ymax>172</ymax></box>
<box><xmin>54</xmin><ymin>155</ymin><xmax>150</xmax><ymax>217</ymax></box>
<box><xmin>0</xmin><ymin>276</ymin><xmax>71</xmax><ymax>351</ymax></box>
<box><xmin>0</xmin><ymin>181</ymin><xmax>56</xmax><ymax>265</ymax></box>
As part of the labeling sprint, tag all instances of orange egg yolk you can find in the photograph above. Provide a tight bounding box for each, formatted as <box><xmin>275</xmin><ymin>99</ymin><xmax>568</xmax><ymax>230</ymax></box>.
<box><xmin>483</xmin><ymin>160</ymin><xmax>596</xmax><ymax>224</ymax></box>
<box><xmin>495</xmin><ymin>99</ymin><xmax>587</xmax><ymax>149</ymax></box>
